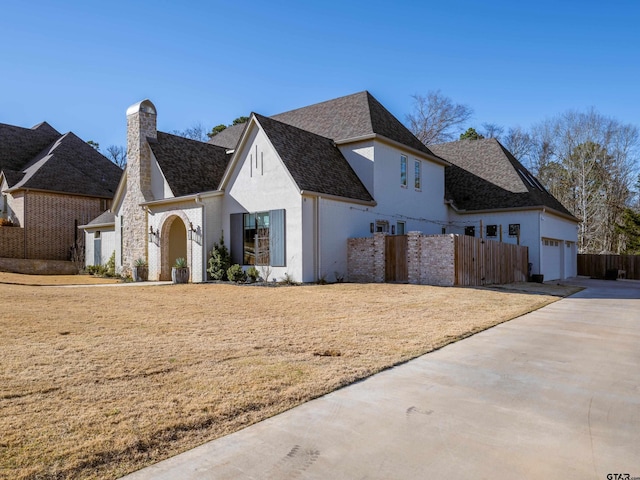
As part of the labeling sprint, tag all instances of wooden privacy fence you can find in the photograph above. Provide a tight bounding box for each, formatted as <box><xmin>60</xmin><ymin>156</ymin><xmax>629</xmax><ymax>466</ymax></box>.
<box><xmin>454</xmin><ymin>235</ymin><xmax>529</xmax><ymax>286</ymax></box>
<box><xmin>577</xmin><ymin>254</ymin><xmax>640</xmax><ymax>280</ymax></box>
<box><xmin>347</xmin><ymin>233</ymin><xmax>528</xmax><ymax>286</ymax></box>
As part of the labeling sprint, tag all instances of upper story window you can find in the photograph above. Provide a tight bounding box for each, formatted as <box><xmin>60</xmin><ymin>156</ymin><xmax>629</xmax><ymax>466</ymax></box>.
<box><xmin>414</xmin><ymin>160</ymin><xmax>421</xmax><ymax>190</ymax></box>
<box><xmin>400</xmin><ymin>155</ymin><xmax>407</xmax><ymax>187</ymax></box>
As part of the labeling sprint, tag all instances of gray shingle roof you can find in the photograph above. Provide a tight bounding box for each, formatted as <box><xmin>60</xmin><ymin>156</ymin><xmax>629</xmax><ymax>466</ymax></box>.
<box><xmin>85</xmin><ymin>210</ymin><xmax>115</xmax><ymax>227</ymax></box>
<box><xmin>255</xmin><ymin>114</ymin><xmax>373</xmax><ymax>202</ymax></box>
<box><xmin>430</xmin><ymin>138</ymin><xmax>576</xmax><ymax>218</ymax></box>
<box><xmin>272</xmin><ymin>91</ymin><xmax>434</xmax><ymax>155</ymax></box>
<box><xmin>0</xmin><ymin>121</ymin><xmax>61</xmax><ymax>172</ymax></box>
<box><xmin>5</xmin><ymin>132</ymin><xmax>122</xmax><ymax>197</ymax></box>
<box><xmin>207</xmin><ymin>123</ymin><xmax>246</xmax><ymax>149</ymax></box>
<box><xmin>149</xmin><ymin>131</ymin><xmax>231</xmax><ymax>197</ymax></box>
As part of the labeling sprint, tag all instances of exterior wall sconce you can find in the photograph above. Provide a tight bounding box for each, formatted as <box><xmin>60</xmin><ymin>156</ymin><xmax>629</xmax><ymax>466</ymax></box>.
<box><xmin>391</xmin><ymin>225</ymin><xmax>395</xmax><ymax>235</ymax></box>
<box><xmin>187</xmin><ymin>222</ymin><xmax>202</xmax><ymax>245</ymax></box>
<box><xmin>148</xmin><ymin>226</ymin><xmax>159</xmax><ymax>245</ymax></box>
<box><xmin>370</xmin><ymin>222</ymin><xmax>374</xmax><ymax>233</ymax></box>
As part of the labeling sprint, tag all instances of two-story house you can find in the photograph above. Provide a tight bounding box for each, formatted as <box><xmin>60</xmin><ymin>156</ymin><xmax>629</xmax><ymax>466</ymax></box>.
<box><xmin>84</xmin><ymin>91</ymin><xmax>578</xmax><ymax>282</ymax></box>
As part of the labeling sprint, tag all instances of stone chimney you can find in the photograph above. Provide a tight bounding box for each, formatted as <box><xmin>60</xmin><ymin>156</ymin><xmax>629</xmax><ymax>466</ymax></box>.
<box><xmin>121</xmin><ymin>99</ymin><xmax>157</xmax><ymax>271</ymax></box>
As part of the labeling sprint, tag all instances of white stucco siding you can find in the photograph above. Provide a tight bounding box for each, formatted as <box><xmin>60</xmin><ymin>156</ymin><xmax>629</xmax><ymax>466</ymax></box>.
<box><xmin>223</xmin><ymin>126</ymin><xmax>304</xmax><ymax>282</ymax></box>
<box><xmin>84</xmin><ymin>228</ymin><xmax>116</xmax><ymax>266</ymax></box>
<box><xmin>339</xmin><ymin>141</ymin><xmax>375</xmax><ymax>197</ymax></box>
<box><xmin>150</xmin><ymin>151</ymin><xmax>173</xmax><ymax>199</ymax></box>
<box><xmin>372</xmin><ymin>142</ymin><xmax>448</xmax><ymax>234</ymax></box>
<box><xmin>147</xmin><ymin>201</ymin><xmax>206</xmax><ymax>281</ymax></box>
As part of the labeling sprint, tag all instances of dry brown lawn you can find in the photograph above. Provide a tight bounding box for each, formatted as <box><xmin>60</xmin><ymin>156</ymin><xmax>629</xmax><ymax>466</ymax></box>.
<box><xmin>0</xmin><ymin>273</ymin><xmax>580</xmax><ymax>479</ymax></box>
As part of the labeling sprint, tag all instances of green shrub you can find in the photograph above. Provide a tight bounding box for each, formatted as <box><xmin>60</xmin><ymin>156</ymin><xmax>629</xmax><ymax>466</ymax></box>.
<box><xmin>134</xmin><ymin>257</ymin><xmax>148</xmax><ymax>267</ymax></box>
<box><xmin>105</xmin><ymin>251</ymin><xmax>116</xmax><ymax>277</ymax></box>
<box><xmin>174</xmin><ymin>257</ymin><xmax>188</xmax><ymax>268</ymax></box>
<box><xmin>227</xmin><ymin>264</ymin><xmax>246</xmax><ymax>283</ymax></box>
<box><xmin>246</xmin><ymin>266</ymin><xmax>260</xmax><ymax>282</ymax></box>
<box><xmin>207</xmin><ymin>236</ymin><xmax>231</xmax><ymax>280</ymax></box>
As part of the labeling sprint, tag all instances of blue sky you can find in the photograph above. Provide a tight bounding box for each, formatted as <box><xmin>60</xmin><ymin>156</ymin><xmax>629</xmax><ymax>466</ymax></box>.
<box><xmin>1</xmin><ymin>0</ymin><xmax>639</xmax><ymax>150</ymax></box>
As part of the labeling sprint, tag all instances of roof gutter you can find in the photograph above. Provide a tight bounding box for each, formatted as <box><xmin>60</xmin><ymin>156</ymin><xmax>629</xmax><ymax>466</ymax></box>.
<box><xmin>140</xmin><ymin>190</ymin><xmax>223</xmax><ymax>208</ymax></box>
<box><xmin>447</xmin><ymin>202</ymin><xmax>579</xmax><ymax>223</ymax></box>
<box><xmin>335</xmin><ymin>134</ymin><xmax>450</xmax><ymax>167</ymax></box>
<box><xmin>300</xmin><ymin>190</ymin><xmax>376</xmax><ymax>207</ymax></box>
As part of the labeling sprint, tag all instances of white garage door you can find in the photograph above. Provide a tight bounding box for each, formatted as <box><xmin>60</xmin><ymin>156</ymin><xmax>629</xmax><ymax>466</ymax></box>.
<box><xmin>542</xmin><ymin>238</ymin><xmax>562</xmax><ymax>281</ymax></box>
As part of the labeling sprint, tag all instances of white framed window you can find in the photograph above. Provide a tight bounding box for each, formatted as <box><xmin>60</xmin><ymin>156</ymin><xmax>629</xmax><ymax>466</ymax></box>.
<box><xmin>400</xmin><ymin>155</ymin><xmax>407</xmax><ymax>187</ymax></box>
<box><xmin>414</xmin><ymin>160</ymin><xmax>421</xmax><ymax>190</ymax></box>
<box><xmin>376</xmin><ymin>220</ymin><xmax>389</xmax><ymax>233</ymax></box>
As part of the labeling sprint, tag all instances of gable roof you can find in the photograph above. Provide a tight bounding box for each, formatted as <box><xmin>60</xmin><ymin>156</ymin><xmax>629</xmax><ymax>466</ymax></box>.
<box><xmin>254</xmin><ymin>114</ymin><xmax>373</xmax><ymax>203</ymax></box>
<box><xmin>149</xmin><ymin>131</ymin><xmax>231</xmax><ymax>197</ymax></box>
<box><xmin>4</xmin><ymin>132</ymin><xmax>122</xmax><ymax>197</ymax></box>
<box><xmin>272</xmin><ymin>91</ymin><xmax>434</xmax><ymax>156</ymax></box>
<box><xmin>0</xmin><ymin>121</ymin><xmax>61</xmax><ymax>172</ymax></box>
<box><xmin>430</xmin><ymin>138</ymin><xmax>577</xmax><ymax>219</ymax></box>
<box><xmin>81</xmin><ymin>209</ymin><xmax>115</xmax><ymax>229</ymax></box>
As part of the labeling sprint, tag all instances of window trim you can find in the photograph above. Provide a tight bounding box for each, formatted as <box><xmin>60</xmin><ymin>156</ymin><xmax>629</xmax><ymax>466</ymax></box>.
<box><xmin>400</xmin><ymin>155</ymin><xmax>407</xmax><ymax>187</ymax></box>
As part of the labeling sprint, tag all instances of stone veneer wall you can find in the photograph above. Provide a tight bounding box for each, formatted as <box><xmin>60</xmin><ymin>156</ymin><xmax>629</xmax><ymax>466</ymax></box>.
<box><xmin>121</xmin><ymin>102</ymin><xmax>157</xmax><ymax>274</ymax></box>
<box><xmin>347</xmin><ymin>232</ymin><xmax>456</xmax><ymax>286</ymax></box>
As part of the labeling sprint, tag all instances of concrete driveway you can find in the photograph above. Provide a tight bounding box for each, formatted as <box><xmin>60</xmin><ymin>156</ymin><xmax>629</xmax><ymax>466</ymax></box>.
<box><xmin>122</xmin><ymin>278</ymin><xmax>640</xmax><ymax>480</ymax></box>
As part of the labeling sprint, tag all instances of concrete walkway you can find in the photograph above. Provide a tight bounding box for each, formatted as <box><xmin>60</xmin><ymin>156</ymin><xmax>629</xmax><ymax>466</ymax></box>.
<box><xmin>122</xmin><ymin>278</ymin><xmax>640</xmax><ymax>480</ymax></box>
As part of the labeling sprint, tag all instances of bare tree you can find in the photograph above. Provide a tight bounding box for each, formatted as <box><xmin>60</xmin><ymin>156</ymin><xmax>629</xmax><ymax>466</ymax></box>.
<box><xmin>172</xmin><ymin>122</ymin><xmax>209</xmax><ymax>142</ymax></box>
<box><xmin>481</xmin><ymin>122</ymin><xmax>504</xmax><ymax>139</ymax></box>
<box><xmin>529</xmin><ymin>109</ymin><xmax>639</xmax><ymax>253</ymax></box>
<box><xmin>406</xmin><ymin>90</ymin><xmax>473</xmax><ymax>145</ymax></box>
<box><xmin>105</xmin><ymin>145</ymin><xmax>127</xmax><ymax>169</ymax></box>
<box><xmin>503</xmin><ymin>126</ymin><xmax>533</xmax><ymax>163</ymax></box>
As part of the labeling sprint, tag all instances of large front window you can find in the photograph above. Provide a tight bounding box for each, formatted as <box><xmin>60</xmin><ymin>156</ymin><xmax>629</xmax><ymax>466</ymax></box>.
<box><xmin>243</xmin><ymin>212</ymin><xmax>270</xmax><ymax>265</ymax></box>
<box><xmin>232</xmin><ymin>209</ymin><xmax>286</xmax><ymax>267</ymax></box>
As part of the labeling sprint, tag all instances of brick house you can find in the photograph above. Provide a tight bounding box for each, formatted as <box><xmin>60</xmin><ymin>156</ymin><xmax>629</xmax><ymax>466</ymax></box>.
<box><xmin>0</xmin><ymin>121</ymin><xmax>122</xmax><ymax>261</ymax></box>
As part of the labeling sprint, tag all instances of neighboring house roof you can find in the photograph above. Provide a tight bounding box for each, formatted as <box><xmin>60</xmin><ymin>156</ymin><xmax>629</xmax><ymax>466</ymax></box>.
<box><xmin>80</xmin><ymin>210</ymin><xmax>115</xmax><ymax>229</ymax></box>
<box><xmin>149</xmin><ymin>131</ymin><xmax>231</xmax><ymax>197</ymax></box>
<box><xmin>255</xmin><ymin>114</ymin><xmax>374</xmax><ymax>202</ymax></box>
<box><xmin>0</xmin><ymin>121</ymin><xmax>61</xmax><ymax>171</ymax></box>
<box><xmin>272</xmin><ymin>91</ymin><xmax>434</xmax><ymax>156</ymax></box>
<box><xmin>430</xmin><ymin>138</ymin><xmax>577</xmax><ymax>219</ymax></box>
<box><xmin>207</xmin><ymin>123</ymin><xmax>246</xmax><ymax>150</ymax></box>
<box><xmin>4</xmin><ymin>132</ymin><xmax>122</xmax><ymax>197</ymax></box>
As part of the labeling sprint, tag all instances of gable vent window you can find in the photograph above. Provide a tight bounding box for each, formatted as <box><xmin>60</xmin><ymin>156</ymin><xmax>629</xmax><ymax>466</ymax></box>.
<box><xmin>400</xmin><ymin>155</ymin><xmax>407</xmax><ymax>187</ymax></box>
<box><xmin>486</xmin><ymin>224</ymin><xmax>498</xmax><ymax>237</ymax></box>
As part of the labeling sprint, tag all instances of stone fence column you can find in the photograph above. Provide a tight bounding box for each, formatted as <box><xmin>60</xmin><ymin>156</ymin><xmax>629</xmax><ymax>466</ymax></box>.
<box><xmin>372</xmin><ymin>232</ymin><xmax>386</xmax><ymax>283</ymax></box>
<box><xmin>407</xmin><ymin>231</ymin><xmax>422</xmax><ymax>284</ymax></box>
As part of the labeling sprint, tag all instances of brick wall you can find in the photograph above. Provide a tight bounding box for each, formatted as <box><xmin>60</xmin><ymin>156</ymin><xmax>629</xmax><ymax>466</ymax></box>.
<box><xmin>0</xmin><ymin>226</ymin><xmax>24</xmax><ymax>258</ymax></box>
<box><xmin>347</xmin><ymin>232</ymin><xmax>455</xmax><ymax>286</ymax></box>
<box><xmin>24</xmin><ymin>191</ymin><xmax>104</xmax><ymax>260</ymax></box>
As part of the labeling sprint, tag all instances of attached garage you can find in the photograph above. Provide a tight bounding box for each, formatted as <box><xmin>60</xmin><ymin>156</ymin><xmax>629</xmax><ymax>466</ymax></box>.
<box><xmin>542</xmin><ymin>238</ymin><xmax>562</xmax><ymax>281</ymax></box>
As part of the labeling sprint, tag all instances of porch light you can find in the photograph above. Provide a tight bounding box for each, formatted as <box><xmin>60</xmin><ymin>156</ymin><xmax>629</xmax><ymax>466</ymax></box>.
<box><xmin>148</xmin><ymin>226</ymin><xmax>159</xmax><ymax>244</ymax></box>
<box><xmin>187</xmin><ymin>222</ymin><xmax>201</xmax><ymax>244</ymax></box>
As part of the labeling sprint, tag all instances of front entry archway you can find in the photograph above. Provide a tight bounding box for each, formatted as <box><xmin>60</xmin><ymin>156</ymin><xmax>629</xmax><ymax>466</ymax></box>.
<box><xmin>160</xmin><ymin>215</ymin><xmax>188</xmax><ymax>280</ymax></box>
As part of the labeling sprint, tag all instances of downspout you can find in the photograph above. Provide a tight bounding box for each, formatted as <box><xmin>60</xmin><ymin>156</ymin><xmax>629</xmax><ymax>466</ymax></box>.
<box><xmin>195</xmin><ymin>195</ymin><xmax>205</xmax><ymax>282</ymax></box>
<box><xmin>316</xmin><ymin>196</ymin><xmax>321</xmax><ymax>281</ymax></box>
<box><xmin>23</xmin><ymin>189</ymin><xmax>28</xmax><ymax>259</ymax></box>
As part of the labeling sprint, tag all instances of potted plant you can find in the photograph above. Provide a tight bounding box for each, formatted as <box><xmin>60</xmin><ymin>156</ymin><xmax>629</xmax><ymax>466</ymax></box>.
<box><xmin>172</xmin><ymin>257</ymin><xmax>190</xmax><ymax>284</ymax></box>
<box><xmin>132</xmin><ymin>258</ymin><xmax>148</xmax><ymax>282</ymax></box>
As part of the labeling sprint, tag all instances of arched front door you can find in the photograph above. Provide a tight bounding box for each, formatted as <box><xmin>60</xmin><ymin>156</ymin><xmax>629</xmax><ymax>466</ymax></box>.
<box><xmin>160</xmin><ymin>216</ymin><xmax>188</xmax><ymax>280</ymax></box>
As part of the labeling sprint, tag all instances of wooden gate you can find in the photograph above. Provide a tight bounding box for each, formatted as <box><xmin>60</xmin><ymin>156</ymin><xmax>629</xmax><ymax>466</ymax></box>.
<box><xmin>385</xmin><ymin>235</ymin><xmax>408</xmax><ymax>282</ymax></box>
